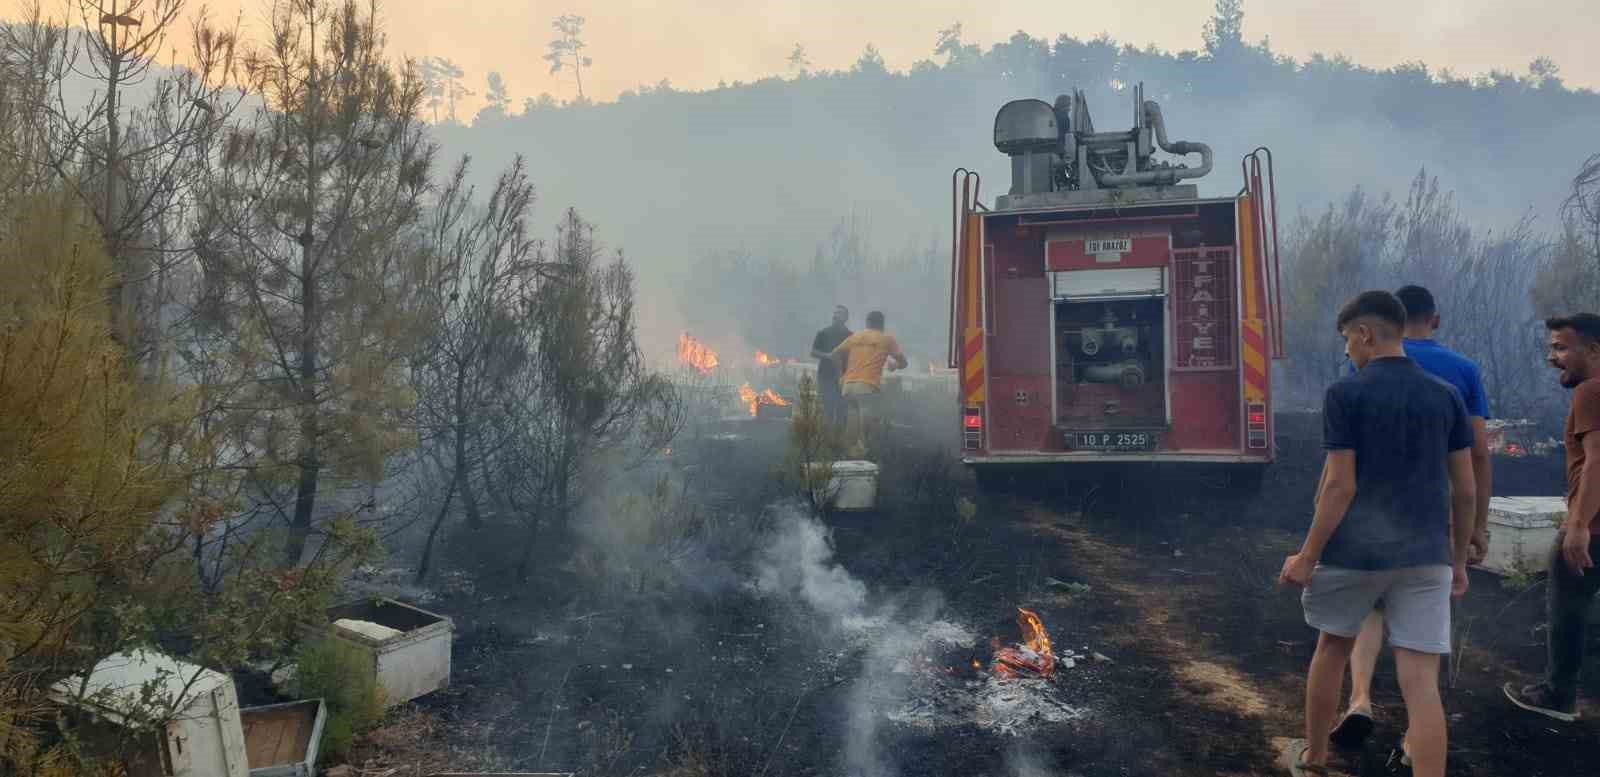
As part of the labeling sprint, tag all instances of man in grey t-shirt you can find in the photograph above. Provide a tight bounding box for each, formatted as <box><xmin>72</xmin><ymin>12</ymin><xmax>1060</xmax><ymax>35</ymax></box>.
<box><xmin>1279</xmin><ymin>290</ymin><xmax>1476</xmax><ymax>777</ymax></box>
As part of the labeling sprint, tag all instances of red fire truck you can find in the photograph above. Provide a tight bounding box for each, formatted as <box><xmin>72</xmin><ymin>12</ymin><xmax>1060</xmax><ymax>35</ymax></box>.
<box><xmin>949</xmin><ymin>84</ymin><xmax>1285</xmax><ymax>491</ymax></box>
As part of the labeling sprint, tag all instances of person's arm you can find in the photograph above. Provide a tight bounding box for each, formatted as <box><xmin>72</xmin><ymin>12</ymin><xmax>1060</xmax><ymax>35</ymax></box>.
<box><xmin>1447</xmin><ymin>448</ymin><xmax>1476</xmax><ymax>566</ymax></box>
<box><xmin>1461</xmin><ymin>364</ymin><xmax>1493</xmax><ymax>562</ymax></box>
<box><xmin>1437</xmin><ymin>391</ymin><xmax>1475</xmax><ymax>594</ymax></box>
<box><xmin>1313</xmin><ymin>456</ymin><xmax>1331</xmax><ymax>507</ymax></box>
<box><xmin>1563</xmin><ymin>430</ymin><xmax>1600</xmax><ymax>574</ymax></box>
<box><xmin>1282</xmin><ymin>450</ymin><xmax>1357</xmax><ymax>587</ymax></box>
<box><xmin>810</xmin><ymin>330</ymin><xmax>830</xmax><ymax>361</ymax></box>
<box><xmin>1282</xmin><ymin>385</ymin><xmax>1356</xmax><ymax>587</ymax></box>
<box><xmin>1468</xmin><ymin>416</ymin><xmax>1492</xmax><ymax>562</ymax></box>
<box><xmin>887</xmin><ymin>336</ymin><xmax>908</xmax><ymax>371</ymax></box>
<box><xmin>829</xmin><ymin>334</ymin><xmax>854</xmax><ymax>370</ymax></box>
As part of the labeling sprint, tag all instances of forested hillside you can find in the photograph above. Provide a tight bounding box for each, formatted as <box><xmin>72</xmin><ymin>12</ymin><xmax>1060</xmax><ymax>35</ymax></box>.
<box><xmin>429</xmin><ymin>9</ymin><xmax>1600</xmax><ymax>382</ymax></box>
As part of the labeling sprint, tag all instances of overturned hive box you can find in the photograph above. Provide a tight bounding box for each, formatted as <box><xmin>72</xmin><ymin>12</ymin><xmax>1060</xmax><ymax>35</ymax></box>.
<box><xmin>300</xmin><ymin>598</ymin><xmax>453</xmax><ymax>707</ymax></box>
<box><xmin>1479</xmin><ymin>496</ymin><xmax>1565</xmax><ymax>576</ymax></box>
<box><xmin>50</xmin><ymin>649</ymin><xmax>250</xmax><ymax>777</ymax></box>
<box><xmin>241</xmin><ymin>699</ymin><xmax>325</xmax><ymax>777</ymax></box>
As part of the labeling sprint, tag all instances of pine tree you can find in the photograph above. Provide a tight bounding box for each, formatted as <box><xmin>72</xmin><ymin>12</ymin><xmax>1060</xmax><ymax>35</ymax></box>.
<box><xmin>196</xmin><ymin>0</ymin><xmax>435</xmax><ymax>566</ymax></box>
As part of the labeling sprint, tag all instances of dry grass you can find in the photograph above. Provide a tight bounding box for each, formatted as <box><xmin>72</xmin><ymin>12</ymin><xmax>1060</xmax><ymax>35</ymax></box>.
<box><xmin>345</xmin><ymin>706</ymin><xmax>511</xmax><ymax>775</ymax></box>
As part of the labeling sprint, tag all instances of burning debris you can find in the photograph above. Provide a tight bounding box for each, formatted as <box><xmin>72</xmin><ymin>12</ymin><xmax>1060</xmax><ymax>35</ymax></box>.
<box><xmin>738</xmin><ymin>382</ymin><xmax>791</xmax><ymax>418</ymax></box>
<box><xmin>991</xmin><ymin>608</ymin><xmax>1055</xmax><ymax>679</ymax></box>
<box><xmin>867</xmin><ymin>617</ymin><xmax>1086</xmax><ymax>738</ymax></box>
<box><xmin>754</xmin><ymin>350</ymin><xmax>780</xmax><ymax>367</ymax></box>
<box><xmin>678</xmin><ymin>332</ymin><xmax>719</xmax><ymax>374</ymax></box>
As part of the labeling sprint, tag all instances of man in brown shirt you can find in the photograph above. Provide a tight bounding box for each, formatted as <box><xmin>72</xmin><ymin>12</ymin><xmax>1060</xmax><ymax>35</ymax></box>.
<box><xmin>1505</xmin><ymin>313</ymin><xmax>1600</xmax><ymax>722</ymax></box>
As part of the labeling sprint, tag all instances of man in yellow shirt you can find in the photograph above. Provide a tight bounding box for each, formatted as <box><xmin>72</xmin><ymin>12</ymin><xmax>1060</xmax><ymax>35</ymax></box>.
<box><xmin>829</xmin><ymin>311</ymin><xmax>908</xmax><ymax>456</ymax></box>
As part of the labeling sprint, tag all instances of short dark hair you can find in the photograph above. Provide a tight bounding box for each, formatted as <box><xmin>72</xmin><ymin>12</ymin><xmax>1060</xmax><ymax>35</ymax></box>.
<box><xmin>835</xmin><ymin>304</ymin><xmax>848</xmax><ymax>315</ymax></box>
<box><xmin>1394</xmin><ymin>285</ymin><xmax>1436</xmax><ymax>323</ymax></box>
<box><xmin>866</xmin><ymin>310</ymin><xmax>885</xmax><ymax>329</ymax></box>
<box><xmin>1335</xmin><ymin>291</ymin><xmax>1407</xmax><ymax>337</ymax></box>
<box><xmin>1546</xmin><ymin>313</ymin><xmax>1600</xmax><ymax>345</ymax></box>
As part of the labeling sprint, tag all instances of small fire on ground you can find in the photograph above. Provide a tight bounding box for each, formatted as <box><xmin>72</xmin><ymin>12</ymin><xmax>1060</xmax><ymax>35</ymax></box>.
<box><xmin>739</xmin><ymin>382</ymin><xmax>791</xmax><ymax>417</ymax></box>
<box><xmin>990</xmin><ymin>608</ymin><xmax>1055</xmax><ymax>679</ymax></box>
<box><xmin>678</xmin><ymin>333</ymin><xmax>719</xmax><ymax>374</ymax></box>
<box><xmin>755</xmin><ymin>351</ymin><xmax>781</xmax><ymax>367</ymax></box>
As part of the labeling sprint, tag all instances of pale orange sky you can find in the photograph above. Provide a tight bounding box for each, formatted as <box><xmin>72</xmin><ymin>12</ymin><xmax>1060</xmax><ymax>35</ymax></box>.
<box><xmin>34</xmin><ymin>0</ymin><xmax>1598</xmax><ymax>108</ymax></box>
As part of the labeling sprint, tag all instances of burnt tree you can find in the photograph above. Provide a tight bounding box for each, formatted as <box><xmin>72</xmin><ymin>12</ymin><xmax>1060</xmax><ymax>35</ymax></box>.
<box><xmin>411</xmin><ymin>155</ymin><xmax>540</xmax><ymax>580</ymax></box>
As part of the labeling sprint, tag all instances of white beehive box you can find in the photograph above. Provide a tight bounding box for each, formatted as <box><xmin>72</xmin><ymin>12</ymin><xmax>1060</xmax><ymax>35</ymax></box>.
<box><xmin>1480</xmin><ymin>496</ymin><xmax>1567</xmax><ymax>576</ymax></box>
<box><xmin>805</xmin><ymin>460</ymin><xmax>879</xmax><ymax>511</ymax></box>
<box><xmin>52</xmin><ymin>649</ymin><xmax>250</xmax><ymax>777</ymax></box>
<box><xmin>302</xmin><ymin>598</ymin><xmax>453</xmax><ymax>707</ymax></box>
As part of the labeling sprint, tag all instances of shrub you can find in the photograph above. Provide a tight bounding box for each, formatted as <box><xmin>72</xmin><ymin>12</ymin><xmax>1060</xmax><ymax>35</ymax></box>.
<box><xmin>292</xmin><ymin>636</ymin><xmax>386</xmax><ymax>762</ymax></box>
<box><xmin>780</xmin><ymin>373</ymin><xmax>840</xmax><ymax>514</ymax></box>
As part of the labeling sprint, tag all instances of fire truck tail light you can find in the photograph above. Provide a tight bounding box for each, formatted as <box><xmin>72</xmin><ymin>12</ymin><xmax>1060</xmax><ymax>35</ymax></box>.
<box><xmin>963</xmin><ymin>406</ymin><xmax>983</xmax><ymax>450</ymax></box>
<box><xmin>1246</xmin><ymin>402</ymin><xmax>1268</xmax><ymax>449</ymax></box>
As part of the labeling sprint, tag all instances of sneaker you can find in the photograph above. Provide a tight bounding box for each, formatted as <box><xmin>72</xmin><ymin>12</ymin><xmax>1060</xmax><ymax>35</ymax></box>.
<box><xmin>1503</xmin><ymin>682</ymin><xmax>1579</xmax><ymax>722</ymax></box>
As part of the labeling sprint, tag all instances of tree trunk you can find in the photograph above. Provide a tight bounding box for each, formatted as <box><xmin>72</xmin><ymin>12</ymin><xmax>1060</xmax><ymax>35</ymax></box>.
<box><xmin>103</xmin><ymin>4</ymin><xmax>129</xmax><ymax>351</ymax></box>
<box><xmin>453</xmin><ymin>365</ymin><xmax>482</xmax><ymax>527</ymax></box>
<box><xmin>284</xmin><ymin>53</ymin><xmax>323</xmax><ymax>569</ymax></box>
<box><xmin>415</xmin><ymin>467</ymin><xmax>458</xmax><ymax>584</ymax></box>
<box><xmin>514</xmin><ymin>512</ymin><xmax>540</xmax><ymax>582</ymax></box>
<box><xmin>285</xmin><ymin>378</ymin><xmax>320</xmax><ymax>566</ymax></box>
<box><xmin>479</xmin><ymin>431</ymin><xmax>515</xmax><ymax>520</ymax></box>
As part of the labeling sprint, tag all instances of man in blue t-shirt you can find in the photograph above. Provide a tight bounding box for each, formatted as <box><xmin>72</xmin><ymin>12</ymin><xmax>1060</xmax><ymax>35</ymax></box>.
<box><xmin>1280</xmin><ymin>290</ymin><xmax>1476</xmax><ymax>777</ymax></box>
<box><xmin>1326</xmin><ymin>285</ymin><xmax>1494</xmax><ymax>752</ymax></box>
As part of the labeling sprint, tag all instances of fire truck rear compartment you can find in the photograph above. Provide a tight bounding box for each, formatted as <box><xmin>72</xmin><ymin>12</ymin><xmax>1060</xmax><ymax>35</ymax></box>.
<box><xmin>1055</xmin><ymin>298</ymin><xmax>1166</xmax><ymax>434</ymax></box>
<box><xmin>954</xmin><ymin>85</ymin><xmax>1282</xmax><ymax>467</ymax></box>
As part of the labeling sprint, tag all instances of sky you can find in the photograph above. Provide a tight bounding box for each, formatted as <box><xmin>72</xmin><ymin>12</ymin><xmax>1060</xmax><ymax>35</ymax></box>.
<box><xmin>152</xmin><ymin>0</ymin><xmax>1597</xmax><ymax>113</ymax></box>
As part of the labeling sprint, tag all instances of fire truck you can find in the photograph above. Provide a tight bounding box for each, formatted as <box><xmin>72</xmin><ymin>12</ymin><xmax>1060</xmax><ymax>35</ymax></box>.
<box><xmin>949</xmin><ymin>84</ymin><xmax>1285</xmax><ymax>491</ymax></box>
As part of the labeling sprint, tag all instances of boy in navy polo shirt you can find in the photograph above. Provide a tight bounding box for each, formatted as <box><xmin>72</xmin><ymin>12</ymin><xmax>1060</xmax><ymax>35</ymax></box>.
<box><xmin>1327</xmin><ymin>286</ymin><xmax>1493</xmax><ymax>751</ymax></box>
<box><xmin>1281</xmin><ymin>290</ymin><xmax>1476</xmax><ymax>777</ymax></box>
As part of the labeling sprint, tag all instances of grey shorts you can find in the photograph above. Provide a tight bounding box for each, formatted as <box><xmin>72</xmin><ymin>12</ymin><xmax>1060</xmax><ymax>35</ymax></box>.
<box><xmin>1301</xmin><ymin>564</ymin><xmax>1452</xmax><ymax>654</ymax></box>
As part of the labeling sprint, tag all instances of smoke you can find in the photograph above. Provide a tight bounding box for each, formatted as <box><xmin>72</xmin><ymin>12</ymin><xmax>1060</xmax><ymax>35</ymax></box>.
<box><xmin>1004</xmin><ymin>741</ymin><xmax>1067</xmax><ymax>777</ymax></box>
<box><xmin>753</xmin><ymin>504</ymin><xmax>953</xmax><ymax>777</ymax></box>
<box><xmin>754</xmin><ymin>506</ymin><xmax>871</xmax><ymax>629</ymax></box>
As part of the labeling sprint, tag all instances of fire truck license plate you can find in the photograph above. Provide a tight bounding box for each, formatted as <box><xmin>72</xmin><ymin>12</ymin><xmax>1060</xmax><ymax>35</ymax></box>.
<box><xmin>1070</xmin><ymin>431</ymin><xmax>1157</xmax><ymax>451</ymax></box>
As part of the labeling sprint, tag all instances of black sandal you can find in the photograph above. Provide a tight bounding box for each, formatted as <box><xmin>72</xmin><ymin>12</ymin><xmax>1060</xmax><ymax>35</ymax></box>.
<box><xmin>1328</xmin><ymin>709</ymin><xmax>1374</xmax><ymax>749</ymax></box>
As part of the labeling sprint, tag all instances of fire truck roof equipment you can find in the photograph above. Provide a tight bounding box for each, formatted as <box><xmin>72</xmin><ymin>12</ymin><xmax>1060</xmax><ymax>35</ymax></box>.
<box><xmin>993</xmin><ymin>83</ymin><xmax>1213</xmax><ymax>210</ymax></box>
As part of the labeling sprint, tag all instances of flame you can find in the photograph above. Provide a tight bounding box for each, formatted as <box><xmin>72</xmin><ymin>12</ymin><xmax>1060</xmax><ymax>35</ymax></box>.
<box><xmin>737</xmin><ymin>382</ymin><xmax>791</xmax><ymax>417</ymax></box>
<box><xmin>678</xmin><ymin>333</ymin><xmax>720</xmax><ymax>374</ymax></box>
<box><xmin>755</xmin><ymin>351</ymin><xmax>780</xmax><ymax>367</ymax></box>
<box><xmin>991</xmin><ymin>607</ymin><xmax>1056</xmax><ymax>679</ymax></box>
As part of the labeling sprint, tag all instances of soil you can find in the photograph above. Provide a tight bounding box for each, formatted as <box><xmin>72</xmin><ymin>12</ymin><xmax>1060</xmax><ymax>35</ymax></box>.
<box><xmin>350</xmin><ymin>406</ymin><xmax>1597</xmax><ymax>777</ymax></box>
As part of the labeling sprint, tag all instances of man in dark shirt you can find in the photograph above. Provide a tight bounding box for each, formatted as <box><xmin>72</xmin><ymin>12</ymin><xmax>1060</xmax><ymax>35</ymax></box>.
<box><xmin>1280</xmin><ymin>291</ymin><xmax>1475</xmax><ymax>777</ymax></box>
<box><xmin>1505</xmin><ymin>312</ymin><xmax>1600</xmax><ymax>722</ymax></box>
<box><xmin>809</xmin><ymin>305</ymin><xmax>852</xmax><ymax>434</ymax></box>
<box><xmin>1329</xmin><ymin>285</ymin><xmax>1493</xmax><ymax>750</ymax></box>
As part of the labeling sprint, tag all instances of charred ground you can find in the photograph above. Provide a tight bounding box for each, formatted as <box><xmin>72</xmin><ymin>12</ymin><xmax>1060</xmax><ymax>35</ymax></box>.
<box><xmin>317</xmin><ymin>400</ymin><xmax>1594</xmax><ymax>777</ymax></box>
